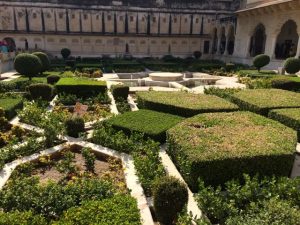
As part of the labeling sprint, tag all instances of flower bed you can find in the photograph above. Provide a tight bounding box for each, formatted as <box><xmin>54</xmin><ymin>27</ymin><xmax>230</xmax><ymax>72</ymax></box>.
<box><xmin>105</xmin><ymin>109</ymin><xmax>183</xmax><ymax>143</ymax></box>
<box><xmin>167</xmin><ymin>111</ymin><xmax>297</xmax><ymax>190</ymax></box>
<box><xmin>269</xmin><ymin>108</ymin><xmax>300</xmax><ymax>141</ymax></box>
<box><xmin>230</xmin><ymin>89</ymin><xmax>300</xmax><ymax>116</ymax></box>
<box><xmin>137</xmin><ymin>91</ymin><xmax>238</xmax><ymax>117</ymax></box>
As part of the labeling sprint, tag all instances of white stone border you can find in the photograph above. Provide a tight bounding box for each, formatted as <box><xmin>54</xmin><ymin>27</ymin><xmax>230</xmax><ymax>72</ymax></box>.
<box><xmin>0</xmin><ymin>140</ymin><xmax>154</xmax><ymax>225</ymax></box>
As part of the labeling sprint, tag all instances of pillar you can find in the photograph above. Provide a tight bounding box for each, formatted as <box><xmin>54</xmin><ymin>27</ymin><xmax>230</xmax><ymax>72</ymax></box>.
<box><xmin>296</xmin><ymin>36</ymin><xmax>300</xmax><ymax>58</ymax></box>
<box><xmin>224</xmin><ymin>36</ymin><xmax>229</xmax><ymax>55</ymax></box>
<box><xmin>265</xmin><ymin>35</ymin><xmax>277</xmax><ymax>59</ymax></box>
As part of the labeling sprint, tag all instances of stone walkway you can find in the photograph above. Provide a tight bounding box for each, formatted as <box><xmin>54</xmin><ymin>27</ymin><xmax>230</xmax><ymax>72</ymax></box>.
<box><xmin>0</xmin><ymin>70</ymin><xmax>20</xmax><ymax>82</ymax></box>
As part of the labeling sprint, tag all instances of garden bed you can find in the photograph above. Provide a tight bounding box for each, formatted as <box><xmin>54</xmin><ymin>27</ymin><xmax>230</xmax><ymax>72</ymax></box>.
<box><xmin>105</xmin><ymin>109</ymin><xmax>183</xmax><ymax>143</ymax></box>
<box><xmin>230</xmin><ymin>89</ymin><xmax>300</xmax><ymax>115</ymax></box>
<box><xmin>167</xmin><ymin>111</ymin><xmax>297</xmax><ymax>190</ymax></box>
<box><xmin>269</xmin><ymin>108</ymin><xmax>300</xmax><ymax>141</ymax></box>
<box><xmin>137</xmin><ymin>91</ymin><xmax>238</xmax><ymax>117</ymax></box>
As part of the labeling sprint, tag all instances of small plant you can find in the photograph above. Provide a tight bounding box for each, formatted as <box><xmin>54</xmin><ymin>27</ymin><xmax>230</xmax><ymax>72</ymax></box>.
<box><xmin>284</xmin><ymin>57</ymin><xmax>300</xmax><ymax>74</ymax></box>
<box><xmin>82</xmin><ymin>147</ymin><xmax>96</xmax><ymax>173</ymax></box>
<box><xmin>27</xmin><ymin>83</ymin><xmax>54</xmax><ymax>101</ymax></box>
<box><xmin>32</xmin><ymin>52</ymin><xmax>50</xmax><ymax>74</ymax></box>
<box><xmin>14</xmin><ymin>53</ymin><xmax>42</xmax><ymax>80</ymax></box>
<box><xmin>153</xmin><ymin>176</ymin><xmax>188</xmax><ymax>225</ymax></box>
<box><xmin>61</xmin><ymin>48</ymin><xmax>71</xmax><ymax>60</ymax></box>
<box><xmin>18</xmin><ymin>101</ymin><xmax>46</xmax><ymax>126</ymax></box>
<box><xmin>65</xmin><ymin>117</ymin><xmax>85</xmax><ymax>138</ymax></box>
<box><xmin>253</xmin><ymin>54</ymin><xmax>270</xmax><ymax>72</ymax></box>
<box><xmin>56</xmin><ymin>150</ymin><xmax>78</xmax><ymax>177</ymax></box>
<box><xmin>47</xmin><ymin>75</ymin><xmax>60</xmax><ymax>85</ymax></box>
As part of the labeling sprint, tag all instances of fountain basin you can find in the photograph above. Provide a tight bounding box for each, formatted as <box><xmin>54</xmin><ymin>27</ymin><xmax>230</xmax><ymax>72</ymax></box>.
<box><xmin>149</xmin><ymin>72</ymin><xmax>183</xmax><ymax>81</ymax></box>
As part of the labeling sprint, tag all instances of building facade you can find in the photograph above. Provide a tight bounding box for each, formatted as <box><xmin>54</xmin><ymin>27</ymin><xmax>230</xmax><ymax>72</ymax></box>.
<box><xmin>0</xmin><ymin>0</ymin><xmax>241</xmax><ymax>58</ymax></box>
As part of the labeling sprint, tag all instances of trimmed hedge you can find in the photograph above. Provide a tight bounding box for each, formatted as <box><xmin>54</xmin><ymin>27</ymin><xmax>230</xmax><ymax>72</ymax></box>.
<box><xmin>137</xmin><ymin>91</ymin><xmax>238</xmax><ymax>117</ymax></box>
<box><xmin>27</xmin><ymin>83</ymin><xmax>54</xmax><ymax>101</ymax></box>
<box><xmin>105</xmin><ymin>109</ymin><xmax>183</xmax><ymax>143</ymax></box>
<box><xmin>47</xmin><ymin>75</ymin><xmax>60</xmax><ymax>85</ymax></box>
<box><xmin>269</xmin><ymin>108</ymin><xmax>300</xmax><ymax>141</ymax></box>
<box><xmin>111</xmin><ymin>85</ymin><xmax>129</xmax><ymax>100</ymax></box>
<box><xmin>0</xmin><ymin>98</ymin><xmax>23</xmax><ymax>119</ymax></box>
<box><xmin>167</xmin><ymin>111</ymin><xmax>297</xmax><ymax>190</ymax></box>
<box><xmin>284</xmin><ymin>57</ymin><xmax>300</xmax><ymax>74</ymax></box>
<box><xmin>55</xmin><ymin>78</ymin><xmax>107</xmax><ymax>98</ymax></box>
<box><xmin>230</xmin><ymin>89</ymin><xmax>300</xmax><ymax>116</ymax></box>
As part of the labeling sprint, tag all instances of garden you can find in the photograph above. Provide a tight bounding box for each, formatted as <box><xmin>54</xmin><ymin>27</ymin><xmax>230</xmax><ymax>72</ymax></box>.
<box><xmin>0</xmin><ymin>49</ymin><xmax>300</xmax><ymax>225</ymax></box>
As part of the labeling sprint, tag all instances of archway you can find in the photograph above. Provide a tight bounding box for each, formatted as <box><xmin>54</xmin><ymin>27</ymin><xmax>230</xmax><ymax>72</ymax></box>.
<box><xmin>219</xmin><ymin>27</ymin><xmax>226</xmax><ymax>55</ymax></box>
<box><xmin>212</xmin><ymin>28</ymin><xmax>218</xmax><ymax>54</ymax></box>
<box><xmin>249</xmin><ymin>24</ymin><xmax>266</xmax><ymax>57</ymax></box>
<box><xmin>275</xmin><ymin>20</ymin><xmax>299</xmax><ymax>59</ymax></box>
<box><xmin>3</xmin><ymin>37</ymin><xmax>16</xmax><ymax>52</ymax></box>
<box><xmin>227</xmin><ymin>26</ymin><xmax>235</xmax><ymax>55</ymax></box>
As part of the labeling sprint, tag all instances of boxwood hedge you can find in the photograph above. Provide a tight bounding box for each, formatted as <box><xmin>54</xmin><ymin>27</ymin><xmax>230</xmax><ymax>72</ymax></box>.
<box><xmin>137</xmin><ymin>91</ymin><xmax>238</xmax><ymax>117</ymax></box>
<box><xmin>269</xmin><ymin>108</ymin><xmax>300</xmax><ymax>141</ymax></box>
<box><xmin>231</xmin><ymin>89</ymin><xmax>300</xmax><ymax>116</ymax></box>
<box><xmin>0</xmin><ymin>97</ymin><xmax>23</xmax><ymax>119</ymax></box>
<box><xmin>167</xmin><ymin>111</ymin><xmax>297</xmax><ymax>190</ymax></box>
<box><xmin>105</xmin><ymin>109</ymin><xmax>183</xmax><ymax>143</ymax></box>
<box><xmin>55</xmin><ymin>78</ymin><xmax>107</xmax><ymax>98</ymax></box>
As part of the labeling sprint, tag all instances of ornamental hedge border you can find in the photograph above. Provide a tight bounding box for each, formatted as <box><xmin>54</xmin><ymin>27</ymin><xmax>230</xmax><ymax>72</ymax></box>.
<box><xmin>105</xmin><ymin>109</ymin><xmax>183</xmax><ymax>143</ymax></box>
<box><xmin>269</xmin><ymin>108</ymin><xmax>300</xmax><ymax>141</ymax></box>
<box><xmin>230</xmin><ymin>89</ymin><xmax>300</xmax><ymax>116</ymax></box>
<box><xmin>55</xmin><ymin>78</ymin><xmax>107</xmax><ymax>98</ymax></box>
<box><xmin>0</xmin><ymin>97</ymin><xmax>23</xmax><ymax>119</ymax></box>
<box><xmin>167</xmin><ymin>111</ymin><xmax>297</xmax><ymax>190</ymax></box>
<box><xmin>137</xmin><ymin>91</ymin><xmax>238</xmax><ymax>117</ymax></box>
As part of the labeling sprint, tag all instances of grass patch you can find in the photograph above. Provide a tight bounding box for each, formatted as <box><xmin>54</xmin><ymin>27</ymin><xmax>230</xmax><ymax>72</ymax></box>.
<box><xmin>55</xmin><ymin>77</ymin><xmax>107</xmax><ymax>97</ymax></box>
<box><xmin>0</xmin><ymin>97</ymin><xmax>23</xmax><ymax>119</ymax></box>
<box><xmin>269</xmin><ymin>108</ymin><xmax>300</xmax><ymax>141</ymax></box>
<box><xmin>105</xmin><ymin>109</ymin><xmax>183</xmax><ymax>143</ymax></box>
<box><xmin>137</xmin><ymin>91</ymin><xmax>238</xmax><ymax>117</ymax></box>
<box><xmin>167</xmin><ymin>111</ymin><xmax>297</xmax><ymax>190</ymax></box>
<box><xmin>231</xmin><ymin>89</ymin><xmax>300</xmax><ymax>116</ymax></box>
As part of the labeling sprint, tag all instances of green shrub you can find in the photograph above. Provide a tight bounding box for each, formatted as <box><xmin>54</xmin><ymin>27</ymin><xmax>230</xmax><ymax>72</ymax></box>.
<box><xmin>284</xmin><ymin>57</ymin><xmax>300</xmax><ymax>74</ymax></box>
<box><xmin>253</xmin><ymin>54</ymin><xmax>270</xmax><ymax>72</ymax></box>
<box><xmin>167</xmin><ymin>111</ymin><xmax>297</xmax><ymax>190</ymax></box>
<box><xmin>47</xmin><ymin>75</ymin><xmax>60</xmax><ymax>85</ymax></box>
<box><xmin>137</xmin><ymin>91</ymin><xmax>238</xmax><ymax>117</ymax></box>
<box><xmin>27</xmin><ymin>83</ymin><xmax>53</xmax><ymax>101</ymax></box>
<box><xmin>193</xmin><ymin>51</ymin><xmax>202</xmax><ymax>59</ymax></box>
<box><xmin>225</xmin><ymin>63</ymin><xmax>235</xmax><ymax>72</ymax></box>
<box><xmin>0</xmin><ymin>97</ymin><xmax>23</xmax><ymax>120</ymax></box>
<box><xmin>197</xmin><ymin>175</ymin><xmax>300</xmax><ymax>224</ymax></box>
<box><xmin>115</xmin><ymin>98</ymin><xmax>131</xmax><ymax>114</ymax></box>
<box><xmin>105</xmin><ymin>109</ymin><xmax>183</xmax><ymax>143</ymax></box>
<box><xmin>61</xmin><ymin>48</ymin><xmax>71</xmax><ymax>59</ymax></box>
<box><xmin>269</xmin><ymin>108</ymin><xmax>300</xmax><ymax>141</ymax></box>
<box><xmin>32</xmin><ymin>52</ymin><xmax>50</xmax><ymax>73</ymax></box>
<box><xmin>65</xmin><ymin>117</ymin><xmax>85</xmax><ymax>138</ymax></box>
<box><xmin>111</xmin><ymin>84</ymin><xmax>129</xmax><ymax>100</ymax></box>
<box><xmin>0</xmin><ymin>211</ymin><xmax>47</xmax><ymax>225</ymax></box>
<box><xmin>55</xmin><ymin>195</ymin><xmax>141</xmax><ymax>225</ymax></box>
<box><xmin>18</xmin><ymin>101</ymin><xmax>46</xmax><ymax>126</ymax></box>
<box><xmin>0</xmin><ymin>82</ymin><xmax>16</xmax><ymax>93</ymax></box>
<box><xmin>230</xmin><ymin>89</ymin><xmax>300</xmax><ymax>116</ymax></box>
<box><xmin>14</xmin><ymin>53</ymin><xmax>42</xmax><ymax>80</ymax></box>
<box><xmin>82</xmin><ymin>147</ymin><xmax>96</xmax><ymax>173</ymax></box>
<box><xmin>226</xmin><ymin>198</ymin><xmax>300</xmax><ymax>225</ymax></box>
<box><xmin>153</xmin><ymin>176</ymin><xmax>188</xmax><ymax>225</ymax></box>
<box><xmin>204</xmin><ymin>87</ymin><xmax>242</xmax><ymax>100</ymax></box>
<box><xmin>270</xmin><ymin>77</ymin><xmax>300</xmax><ymax>91</ymax></box>
<box><xmin>55</xmin><ymin>78</ymin><xmax>107</xmax><ymax>98</ymax></box>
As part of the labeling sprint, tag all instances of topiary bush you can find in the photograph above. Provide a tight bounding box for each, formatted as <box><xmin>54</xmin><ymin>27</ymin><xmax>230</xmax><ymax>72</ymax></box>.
<box><xmin>65</xmin><ymin>117</ymin><xmax>85</xmax><ymax>138</ymax></box>
<box><xmin>111</xmin><ymin>85</ymin><xmax>129</xmax><ymax>100</ymax></box>
<box><xmin>193</xmin><ymin>51</ymin><xmax>202</xmax><ymax>59</ymax></box>
<box><xmin>61</xmin><ymin>48</ymin><xmax>71</xmax><ymax>60</ymax></box>
<box><xmin>253</xmin><ymin>54</ymin><xmax>270</xmax><ymax>72</ymax></box>
<box><xmin>14</xmin><ymin>53</ymin><xmax>42</xmax><ymax>80</ymax></box>
<box><xmin>284</xmin><ymin>57</ymin><xmax>300</xmax><ymax>74</ymax></box>
<box><xmin>32</xmin><ymin>52</ymin><xmax>50</xmax><ymax>74</ymax></box>
<box><xmin>47</xmin><ymin>75</ymin><xmax>60</xmax><ymax>85</ymax></box>
<box><xmin>153</xmin><ymin>176</ymin><xmax>188</xmax><ymax>225</ymax></box>
<box><xmin>225</xmin><ymin>63</ymin><xmax>235</xmax><ymax>72</ymax></box>
<box><xmin>27</xmin><ymin>83</ymin><xmax>54</xmax><ymax>101</ymax></box>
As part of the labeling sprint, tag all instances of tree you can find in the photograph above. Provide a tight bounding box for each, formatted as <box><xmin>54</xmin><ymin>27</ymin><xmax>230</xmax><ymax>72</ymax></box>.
<box><xmin>61</xmin><ymin>48</ymin><xmax>71</xmax><ymax>60</ymax></box>
<box><xmin>284</xmin><ymin>58</ymin><xmax>300</xmax><ymax>74</ymax></box>
<box><xmin>32</xmin><ymin>52</ymin><xmax>50</xmax><ymax>74</ymax></box>
<box><xmin>14</xmin><ymin>53</ymin><xmax>42</xmax><ymax>80</ymax></box>
<box><xmin>253</xmin><ymin>54</ymin><xmax>270</xmax><ymax>72</ymax></box>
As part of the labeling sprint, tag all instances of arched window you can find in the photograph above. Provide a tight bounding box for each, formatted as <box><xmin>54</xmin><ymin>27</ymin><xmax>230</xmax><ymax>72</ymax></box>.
<box><xmin>219</xmin><ymin>27</ymin><xmax>226</xmax><ymax>55</ymax></box>
<box><xmin>275</xmin><ymin>20</ymin><xmax>299</xmax><ymax>59</ymax></box>
<box><xmin>249</xmin><ymin>24</ymin><xmax>266</xmax><ymax>57</ymax></box>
